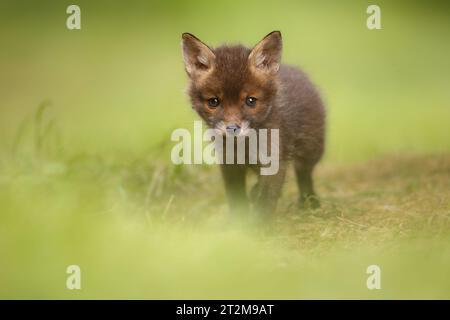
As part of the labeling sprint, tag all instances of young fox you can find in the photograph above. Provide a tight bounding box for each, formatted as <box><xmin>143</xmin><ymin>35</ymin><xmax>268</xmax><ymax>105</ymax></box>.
<box><xmin>181</xmin><ymin>31</ymin><xmax>325</xmax><ymax>216</ymax></box>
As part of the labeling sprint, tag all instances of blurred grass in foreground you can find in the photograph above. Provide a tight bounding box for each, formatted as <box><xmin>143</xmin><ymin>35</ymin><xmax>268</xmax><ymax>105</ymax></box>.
<box><xmin>0</xmin><ymin>0</ymin><xmax>449</xmax><ymax>299</ymax></box>
<box><xmin>0</xmin><ymin>105</ymin><xmax>449</xmax><ymax>299</ymax></box>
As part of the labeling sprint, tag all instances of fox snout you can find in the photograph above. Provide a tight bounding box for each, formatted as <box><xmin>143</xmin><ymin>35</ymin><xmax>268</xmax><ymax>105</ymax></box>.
<box><xmin>222</xmin><ymin>109</ymin><xmax>244</xmax><ymax>135</ymax></box>
<box><xmin>215</xmin><ymin>120</ymin><xmax>250</xmax><ymax>136</ymax></box>
<box><xmin>225</xmin><ymin>123</ymin><xmax>240</xmax><ymax>135</ymax></box>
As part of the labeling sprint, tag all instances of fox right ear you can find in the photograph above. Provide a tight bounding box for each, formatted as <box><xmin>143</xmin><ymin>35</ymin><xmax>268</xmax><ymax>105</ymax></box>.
<box><xmin>181</xmin><ymin>33</ymin><xmax>215</xmax><ymax>78</ymax></box>
<box><xmin>248</xmin><ymin>31</ymin><xmax>282</xmax><ymax>76</ymax></box>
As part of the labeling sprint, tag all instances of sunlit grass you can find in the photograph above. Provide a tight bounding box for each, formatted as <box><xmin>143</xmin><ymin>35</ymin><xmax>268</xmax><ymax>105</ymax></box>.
<box><xmin>0</xmin><ymin>105</ymin><xmax>448</xmax><ymax>298</ymax></box>
<box><xmin>0</xmin><ymin>0</ymin><xmax>449</xmax><ymax>299</ymax></box>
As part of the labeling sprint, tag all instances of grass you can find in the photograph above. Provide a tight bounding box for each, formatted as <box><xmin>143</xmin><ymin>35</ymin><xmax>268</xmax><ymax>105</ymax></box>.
<box><xmin>0</xmin><ymin>0</ymin><xmax>449</xmax><ymax>299</ymax></box>
<box><xmin>0</xmin><ymin>106</ymin><xmax>449</xmax><ymax>299</ymax></box>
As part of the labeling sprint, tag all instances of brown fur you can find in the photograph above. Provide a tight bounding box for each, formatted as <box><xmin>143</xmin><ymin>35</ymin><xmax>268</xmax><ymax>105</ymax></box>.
<box><xmin>181</xmin><ymin>31</ymin><xmax>325</xmax><ymax>217</ymax></box>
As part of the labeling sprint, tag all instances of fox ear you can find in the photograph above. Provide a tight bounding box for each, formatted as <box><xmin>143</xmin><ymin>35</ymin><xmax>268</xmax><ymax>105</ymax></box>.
<box><xmin>248</xmin><ymin>31</ymin><xmax>282</xmax><ymax>75</ymax></box>
<box><xmin>181</xmin><ymin>33</ymin><xmax>215</xmax><ymax>78</ymax></box>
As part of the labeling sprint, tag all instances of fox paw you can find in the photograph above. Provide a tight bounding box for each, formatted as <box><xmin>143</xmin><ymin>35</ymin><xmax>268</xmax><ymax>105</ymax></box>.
<box><xmin>299</xmin><ymin>195</ymin><xmax>320</xmax><ymax>210</ymax></box>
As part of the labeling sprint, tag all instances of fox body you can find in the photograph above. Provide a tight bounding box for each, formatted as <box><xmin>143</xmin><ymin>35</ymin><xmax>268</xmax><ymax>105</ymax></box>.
<box><xmin>181</xmin><ymin>31</ymin><xmax>325</xmax><ymax>216</ymax></box>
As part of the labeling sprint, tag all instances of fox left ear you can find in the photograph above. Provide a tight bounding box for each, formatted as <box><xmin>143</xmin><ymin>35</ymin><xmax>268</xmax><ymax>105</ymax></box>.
<box><xmin>181</xmin><ymin>33</ymin><xmax>216</xmax><ymax>79</ymax></box>
<box><xmin>248</xmin><ymin>31</ymin><xmax>282</xmax><ymax>75</ymax></box>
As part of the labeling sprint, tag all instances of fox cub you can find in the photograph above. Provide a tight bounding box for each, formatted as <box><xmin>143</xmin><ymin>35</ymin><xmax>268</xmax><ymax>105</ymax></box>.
<box><xmin>181</xmin><ymin>31</ymin><xmax>325</xmax><ymax>216</ymax></box>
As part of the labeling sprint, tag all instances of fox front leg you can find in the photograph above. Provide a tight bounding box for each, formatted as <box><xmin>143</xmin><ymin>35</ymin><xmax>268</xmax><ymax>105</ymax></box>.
<box><xmin>252</xmin><ymin>161</ymin><xmax>287</xmax><ymax>216</ymax></box>
<box><xmin>220</xmin><ymin>164</ymin><xmax>249</xmax><ymax>215</ymax></box>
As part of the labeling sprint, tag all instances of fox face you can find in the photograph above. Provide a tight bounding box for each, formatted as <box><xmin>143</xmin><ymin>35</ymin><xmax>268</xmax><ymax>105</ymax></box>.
<box><xmin>182</xmin><ymin>31</ymin><xmax>282</xmax><ymax>136</ymax></box>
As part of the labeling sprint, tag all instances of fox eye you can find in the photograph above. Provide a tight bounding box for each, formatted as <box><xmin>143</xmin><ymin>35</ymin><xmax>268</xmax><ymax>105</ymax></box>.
<box><xmin>207</xmin><ymin>97</ymin><xmax>220</xmax><ymax>108</ymax></box>
<box><xmin>245</xmin><ymin>96</ymin><xmax>257</xmax><ymax>107</ymax></box>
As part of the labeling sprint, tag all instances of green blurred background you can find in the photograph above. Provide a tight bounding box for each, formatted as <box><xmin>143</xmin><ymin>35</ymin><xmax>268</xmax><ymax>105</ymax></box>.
<box><xmin>0</xmin><ymin>0</ymin><xmax>449</xmax><ymax>299</ymax></box>
<box><xmin>1</xmin><ymin>0</ymin><xmax>449</xmax><ymax>161</ymax></box>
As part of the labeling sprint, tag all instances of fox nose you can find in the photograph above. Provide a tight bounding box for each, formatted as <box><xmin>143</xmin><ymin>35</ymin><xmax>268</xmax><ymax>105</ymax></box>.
<box><xmin>226</xmin><ymin>124</ymin><xmax>241</xmax><ymax>135</ymax></box>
